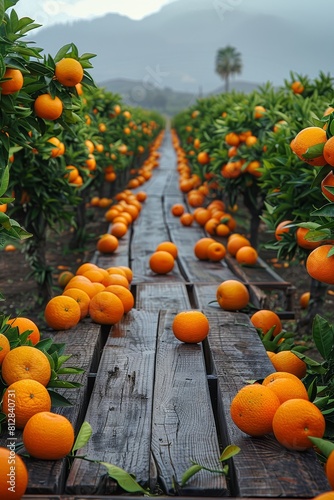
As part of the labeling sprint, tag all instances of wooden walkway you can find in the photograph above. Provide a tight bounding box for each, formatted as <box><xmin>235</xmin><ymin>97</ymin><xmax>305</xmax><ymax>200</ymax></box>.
<box><xmin>1</xmin><ymin>129</ymin><xmax>330</xmax><ymax>498</ymax></box>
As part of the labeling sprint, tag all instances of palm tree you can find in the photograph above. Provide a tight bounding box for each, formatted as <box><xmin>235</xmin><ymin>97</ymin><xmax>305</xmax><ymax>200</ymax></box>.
<box><xmin>215</xmin><ymin>46</ymin><xmax>242</xmax><ymax>92</ymax></box>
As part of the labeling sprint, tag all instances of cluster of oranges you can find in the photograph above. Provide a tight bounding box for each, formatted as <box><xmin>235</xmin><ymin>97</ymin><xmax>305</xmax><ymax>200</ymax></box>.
<box><xmin>149</xmin><ymin>241</ymin><xmax>178</xmax><ymax>275</ymax></box>
<box><xmin>230</xmin><ymin>372</ymin><xmax>326</xmax><ymax>452</ymax></box>
<box><xmin>46</xmin><ymin>262</ymin><xmax>134</xmax><ymax>329</ymax></box>
<box><xmin>126</xmin><ymin>131</ymin><xmax>164</xmax><ymax>189</ymax></box>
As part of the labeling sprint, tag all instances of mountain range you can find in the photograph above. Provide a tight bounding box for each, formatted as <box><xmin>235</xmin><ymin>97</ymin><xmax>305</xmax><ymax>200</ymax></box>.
<box><xmin>30</xmin><ymin>0</ymin><xmax>333</xmax><ymax>99</ymax></box>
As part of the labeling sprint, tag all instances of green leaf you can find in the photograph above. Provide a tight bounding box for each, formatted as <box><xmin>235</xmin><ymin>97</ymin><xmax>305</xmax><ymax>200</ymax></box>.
<box><xmin>302</xmin><ymin>143</ymin><xmax>324</xmax><ymax>160</ymax></box>
<box><xmin>219</xmin><ymin>444</ymin><xmax>240</xmax><ymax>461</ymax></box>
<box><xmin>0</xmin><ymin>165</ymin><xmax>9</xmax><ymax>197</ymax></box>
<box><xmin>308</xmin><ymin>437</ymin><xmax>334</xmax><ymax>458</ymax></box>
<box><xmin>180</xmin><ymin>464</ymin><xmax>203</xmax><ymax>487</ymax></box>
<box><xmin>312</xmin><ymin>315</ymin><xmax>334</xmax><ymax>360</ymax></box>
<box><xmin>72</xmin><ymin>421</ymin><xmax>92</xmax><ymax>453</ymax></box>
<box><xmin>307</xmin><ymin>378</ymin><xmax>318</xmax><ymax>402</ymax></box>
<box><xmin>48</xmin><ymin>390</ymin><xmax>73</xmax><ymax>407</ymax></box>
<box><xmin>100</xmin><ymin>462</ymin><xmax>152</xmax><ymax>495</ymax></box>
<box><xmin>311</xmin><ymin>203</ymin><xmax>334</xmax><ymax>217</ymax></box>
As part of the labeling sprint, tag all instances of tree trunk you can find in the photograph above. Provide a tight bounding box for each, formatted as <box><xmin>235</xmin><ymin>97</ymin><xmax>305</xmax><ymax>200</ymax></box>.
<box><xmin>225</xmin><ymin>75</ymin><xmax>229</xmax><ymax>93</ymax></box>
<box><xmin>242</xmin><ymin>188</ymin><xmax>265</xmax><ymax>249</ymax></box>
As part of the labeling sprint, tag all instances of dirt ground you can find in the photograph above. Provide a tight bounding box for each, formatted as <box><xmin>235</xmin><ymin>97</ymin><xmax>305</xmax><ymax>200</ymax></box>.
<box><xmin>1</xmin><ymin>197</ymin><xmax>333</xmax><ymax>359</ymax></box>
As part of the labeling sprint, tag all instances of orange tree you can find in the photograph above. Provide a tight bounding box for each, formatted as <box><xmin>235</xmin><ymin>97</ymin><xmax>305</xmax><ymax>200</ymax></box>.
<box><xmin>0</xmin><ymin>1</ymin><xmax>95</xmax><ymax>306</ymax></box>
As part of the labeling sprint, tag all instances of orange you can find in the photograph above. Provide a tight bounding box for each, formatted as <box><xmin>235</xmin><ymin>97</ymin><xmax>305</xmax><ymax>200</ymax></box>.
<box><xmin>312</xmin><ymin>493</ymin><xmax>334</xmax><ymax>500</ymax></box>
<box><xmin>250</xmin><ymin>309</ymin><xmax>282</xmax><ymax>337</ymax></box>
<box><xmin>5</xmin><ymin>244</ymin><xmax>16</xmax><ymax>251</ymax></box>
<box><xmin>306</xmin><ymin>244</ymin><xmax>334</xmax><ymax>285</ymax></box>
<box><xmin>215</xmin><ymin>223</ymin><xmax>230</xmax><ymax>237</ymax></box>
<box><xmin>89</xmin><ymin>291</ymin><xmax>124</xmax><ymax>325</ymax></box>
<box><xmin>2</xmin><ymin>379</ymin><xmax>52</xmax><ymax>429</ymax></box>
<box><xmin>275</xmin><ymin>220</ymin><xmax>292</xmax><ymax>241</ymax></box>
<box><xmin>193</xmin><ymin>207</ymin><xmax>212</xmax><ymax>226</ymax></box>
<box><xmin>48</xmin><ymin>136</ymin><xmax>64</xmax><ymax>157</ymax></box>
<box><xmin>262</xmin><ymin>376</ymin><xmax>308</xmax><ymax>404</ymax></box>
<box><xmin>230</xmin><ymin>383</ymin><xmax>280</xmax><ymax>436</ymax></box>
<box><xmin>97</xmin><ymin>234</ymin><xmax>119</xmax><ymax>254</ymax></box>
<box><xmin>110</xmin><ymin>222</ymin><xmax>128</xmax><ymax>239</ymax></box>
<box><xmin>64</xmin><ymin>275</ymin><xmax>97</xmax><ymax>298</ymax></box>
<box><xmin>171</xmin><ymin>203</ymin><xmax>185</xmax><ymax>216</ymax></box>
<box><xmin>102</xmin><ymin>274</ymin><xmax>129</xmax><ymax>289</ymax></box>
<box><xmin>65</xmin><ymin>165</ymin><xmax>79</xmax><ymax>183</ymax></box>
<box><xmin>172</xmin><ymin>310</ymin><xmax>210</xmax><ymax>343</ymax></box>
<box><xmin>0</xmin><ymin>333</ymin><xmax>10</xmax><ymax>365</ymax></box>
<box><xmin>104</xmin><ymin>285</ymin><xmax>134</xmax><ymax>313</ymax></box>
<box><xmin>272</xmin><ymin>399</ymin><xmax>325</xmax><ymax>450</ymax></box>
<box><xmin>300</xmin><ymin>291</ymin><xmax>310</xmax><ymax>309</ymax></box>
<box><xmin>204</xmin><ymin>218</ymin><xmax>219</xmax><ymax>235</ymax></box>
<box><xmin>58</xmin><ymin>270</ymin><xmax>75</xmax><ymax>287</ymax></box>
<box><xmin>291</xmin><ymin>126</ymin><xmax>327</xmax><ymax>166</ymax></box>
<box><xmin>206</xmin><ymin>241</ymin><xmax>226</xmax><ymax>261</ymax></box>
<box><xmin>2</xmin><ymin>345</ymin><xmax>51</xmax><ymax>386</ymax></box>
<box><xmin>270</xmin><ymin>350</ymin><xmax>307</xmax><ymax>379</ymax></box>
<box><xmin>197</xmin><ymin>151</ymin><xmax>210</xmax><ymax>165</ymax></box>
<box><xmin>0</xmin><ymin>447</ymin><xmax>28</xmax><ymax>499</ymax></box>
<box><xmin>82</xmin><ymin>269</ymin><xmax>105</xmax><ymax>283</ymax></box>
<box><xmin>291</xmin><ymin>80</ymin><xmax>304</xmax><ymax>94</ymax></box>
<box><xmin>76</xmin><ymin>262</ymin><xmax>99</xmax><ymax>275</ymax></box>
<box><xmin>247</xmin><ymin>160</ymin><xmax>262</xmax><ymax>177</ymax></box>
<box><xmin>105</xmin><ymin>266</ymin><xmax>128</xmax><ymax>278</ymax></box>
<box><xmin>226</xmin><ymin>234</ymin><xmax>251</xmax><ymax>256</ymax></box>
<box><xmin>55</xmin><ymin>57</ymin><xmax>84</xmax><ymax>86</ymax></box>
<box><xmin>326</xmin><ymin>451</ymin><xmax>334</xmax><ymax>489</ymax></box>
<box><xmin>323</xmin><ymin>136</ymin><xmax>334</xmax><ymax>166</ymax></box>
<box><xmin>254</xmin><ymin>105</ymin><xmax>266</xmax><ymax>119</ymax></box>
<box><xmin>23</xmin><ymin>411</ymin><xmax>75</xmax><ymax>460</ymax></box>
<box><xmin>34</xmin><ymin>93</ymin><xmax>63</xmax><ymax>120</ymax></box>
<box><xmin>0</xmin><ymin>202</ymin><xmax>7</xmax><ymax>212</ymax></box>
<box><xmin>194</xmin><ymin>237</ymin><xmax>215</xmax><ymax>260</ymax></box>
<box><xmin>117</xmin><ymin>266</ymin><xmax>133</xmax><ymax>283</ymax></box>
<box><xmin>235</xmin><ymin>246</ymin><xmax>258</xmax><ymax>265</ymax></box>
<box><xmin>321</xmin><ymin>171</ymin><xmax>334</xmax><ymax>201</ymax></box>
<box><xmin>6</xmin><ymin>316</ymin><xmax>40</xmax><ymax>345</ymax></box>
<box><xmin>262</xmin><ymin>371</ymin><xmax>302</xmax><ymax>385</ymax></box>
<box><xmin>44</xmin><ymin>295</ymin><xmax>81</xmax><ymax>330</ymax></box>
<box><xmin>0</xmin><ymin>67</ymin><xmax>24</xmax><ymax>95</ymax></box>
<box><xmin>62</xmin><ymin>287</ymin><xmax>90</xmax><ymax>319</ymax></box>
<box><xmin>296</xmin><ymin>226</ymin><xmax>322</xmax><ymax>250</ymax></box>
<box><xmin>156</xmin><ymin>241</ymin><xmax>178</xmax><ymax>259</ymax></box>
<box><xmin>225</xmin><ymin>132</ymin><xmax>240</xmax><ymax>146</ymax></box>
<box><xmin>216</xmin><ymin>280</ymin><xmax>249</xmax><ymax>311</ymax></box>
<box><xmin>149</xmin><ymin>250</ymin><xmax>175</xmax><ymax>274</ymax></box>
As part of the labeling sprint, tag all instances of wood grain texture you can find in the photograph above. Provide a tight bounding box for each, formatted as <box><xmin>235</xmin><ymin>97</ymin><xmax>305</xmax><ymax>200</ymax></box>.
<box><xmin>204</xmin><ymin>309</ymin><xmax>330</xmax><ymax>497</ymax></box>
<box><xmin>66</xmin><ymin>310</ymin><xmax>159</xmax><ymax>495</ymax></box>
<box><xmin>136</xmin><ymin>282</ymin><xmax>191</xmax><ymax>311</ymax></box>
<box><xmin>151</xmin><ymin>310</ymin><xmax>228</xmax><ymax>496</ymax></box>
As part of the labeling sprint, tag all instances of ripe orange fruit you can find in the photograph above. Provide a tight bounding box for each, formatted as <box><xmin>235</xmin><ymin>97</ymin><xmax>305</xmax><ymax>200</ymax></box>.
<box><xmin>194</xmin><ymin>237</ymin><xmax>215</xmax><ymax>260</ymax></box>
<box><xmin>58</xmin><ymin>270</ymin><xmax>75</xmax><ymax>287</ymax></box>
<box><xmin>230</xmin><ymin>383</ymin><xmax>280</xmax><ymax>436</ymax></box>
<box><xmin>216</xmin><ymin>280</ymin><xmax>249</xmax><ymax>311</ymax></box>
<box><xmin>313</xmin><ymin>492</ymin><xmax>334</xmax><ymax>500</ymax></box>
<box><xmin>206</xmin><ymin>241</ymin><xmax>226</xmax><ymax>261</ymax></box>
<box><xmin>250</xmin><ymin>309</ymin><xmax>282</xmax><ymax>336</ymax></box>
<box><xmin>102</xmin><ymin>273</ymin><xmax>129</xmax><ymax>289</ymax></box>
<box><xmin>0</xmin><ymin>333</ymin><xmax>10</xmax><ymax>365</ymax></box>
<box><xmin>291</xmin><ymin>81</ymin><xmax>304</xmax><ymax>94</ymax></box>
<box><xmin>215</xmin><ymin>223</ymin><xmax>230</xmax><ymax>237</ymax></box>
<box><xmin>171</xmin><ymin>203</ymin><xmax>185</xmax><ymax>216</ymax></box>
<box><xmin>6</xmin><ymin>316</ymin><xmax>40</xmax><ymax>345</ymax></box>
<box><xmin>76</xmin><ymin>262</ymin><xmax>98</xmax><ymax>275</ymax></box>
<box><xmin>82</xmin><ymin>268</ymin><xmax>105</xmax><ymax>283</ymax></box>
<box><xmin>104</xmin><ymin>285</ymin><xmax>134</xmax><ymax>313</ymax></box>
<box><xmin>272</xmin><ymin>399</ymin><xmax>325</xmax><ymax>450</ymax></box>
<box><xmin>321</xmin><ymin>171</ymin><xmax>334</xmax><ymax>202</ymax></box>
<box><xmin>291</xmin><ymin>126</ymin><xmax>327</xmax><ymax>166</ymax></box>
<box><xmin>197</xmin><ymin>151</ymin><xmax>210</xmax><ymax>165</ymax></box>
<box><xmin>193</xmin><ymin>207</ymin><xmax>212</xmax><ymax>226</ymax></box>
<box><xmin>270</xmin><ymin>350</ymin><xmax>307</xmax><ymax>379</ymax></box>
<box><xmin>296</xmin><ymin>226</ymin><xmax>321</xmax><ymax>250</ymax></box>
<box><xmin>55</xmin><ymin>57</ymin><xmax>84</xmax><ymax>86</ymax></box>
<box><xmin>306</xmin><ymin>244</ymin><xmax>334</xmax><ymax>285</ymax></box>
<box><xmin>149</xmin><ymin>250</ymin><xmax>175</xmax><ymax>274</ymax></box>
<box><xmin>34</xmin><ymin>93</ymin><xmax>63</xmax><ymax>120</ymax></box>
<box><xmin>300</xmin><ymin>291</ymin><xmax>310</xmax><ymax>309</ymax></box>
<box><xmin>326</xmin><ymin>450</ymin><xmax>334</xmax><ymax>489</ymax></box>
<box><xmin>0</xmin><ymin>446</ymin><xmax>28</xmax><ymax>499</ymax></box>
<box><xmin>23</xmin><ymin>411</ymin><xmax>75</xmax><ymax>460</ymax></box>
<box><xmin>2</xmin><ymin>345</ymin><xmax>51</xmax><ymax>386</ymax></box>
<box><xmin>64</xmin><ymin>165</ymin><xmax>79</xmax><ymax>183</ymax></box>
<box><xmin>172</xmin><ymin>310</ymin><xmax>210</xmax><ymax>343</ymax></box>
<box><xmin>89</xmin><ymin>290</ymin><xmax>124</xmax><ymax>324</ymax></box>
<box><xmin>64</xmin><ymin>275</ymin><xmax>97</xmax><ymax>298</ymax></box>
<box><xmin>262</xmin><ymin>375</ymin><xmax>308</xmax><ymax>404</ymax></box>
<box><xmin>110</xmin><ymin>222</ymin><xmax>128</xmax><ymax>239</ymax></box>
<box><xmin>44</xmin><ymin>295</ymin><xmax>81</xmax><ymax>330</ymax></box>
<box><xmin>97</xmin><ymin>234</ymin><xmax>119</xmax><ymax>254</ymax></box>
<box><xmin>0</xmin><ymin>67</ymin><xmax>24</xmax><ymax>95</ymax></box>
<box><xmin>2</xmin><ymin>379</ymin><xmax>52</xmax><ymax>429</ymax></box>
<box><xmin>275</xmin><ymin>220</ymin><xmax>292</xmax><ymax>241</ymax></box>
<box><xmin>235</xmin><ymin>246</ymin><xmax>258</xmax><ymax>265</ymax></box>
<box><xmin>62</xmin><ymin>287</ymin><xmax>90</xmax><ymax>320</ymax></box>
<box><xmin>323</xmin><ymin>136</ymin><xmax>334</xmax><ymax>167</ymax></box>
<box><xmin>117</xmin><ymin>266</ymin><xmax>133</xmax><ymax>283</ymax></box>
<box><xmin>226</xmin><ymin>234</ymin><xmax>251</xmax><ymax>256</ymax></box>
<box><xmin>225</xmin><ymin>132</ymin><xmax>240</xmax><ymax>146</ymax></box>
<box><xmin>262</xmin><ymin>371</ymin><xmax>302</xmax><ymax>385</ymax></box>
<box><xmin>254</xmin><ymin>105</ymin><xmax>266</xmax><ymax>119</ymax></box>
<box><xmin>156</xmin><ymin>241</ymin><xmax>178</xmax><ymax>259</ymax></box>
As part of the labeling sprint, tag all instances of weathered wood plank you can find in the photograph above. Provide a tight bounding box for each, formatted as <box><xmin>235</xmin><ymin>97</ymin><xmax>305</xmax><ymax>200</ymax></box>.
<box><xmin>164</xmin><ymin>194</ymin><xmax>187</xmax><ymax>225</ymax></box>
<box><xmin>136</xmin><ymin>282</ymin><xmax>191</xmax><ymax>311</ymax></box>
<box><xmin>151</xmin><ymin>310</ymin><xmax>228</xmax><ymax>496</ymax></box>
<box><xmin>66</xmin><ymin>310</ymin><xmax>159</xmax><ymax>495</ymax></box>
<box><xmin>204</xmin><ymin>309</ymin><xmax>330</xmax><ymax>497</ymax></box>
<box><xmin>0</xmin><ymin>321</ymin><xmax>102</xmax><ymax>495</ymax></box>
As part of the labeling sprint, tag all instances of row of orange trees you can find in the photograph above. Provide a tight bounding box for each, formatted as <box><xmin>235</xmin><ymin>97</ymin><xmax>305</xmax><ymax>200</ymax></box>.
<box><xmin>0</xmin><ymin>0</ymin><xmax>164</xmax><ymax>306</ymax></box>
<box><xmin>172</xmin><ymin>71</ymin><xmax>334</xmax><ymax>324</ymax></box>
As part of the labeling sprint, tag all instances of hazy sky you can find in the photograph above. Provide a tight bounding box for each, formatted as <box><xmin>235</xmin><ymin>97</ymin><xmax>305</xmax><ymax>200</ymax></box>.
<box><xmin>13</xmin><ymin>0</ymin><xmax>175</xmax><ymax>26</ymax></box>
